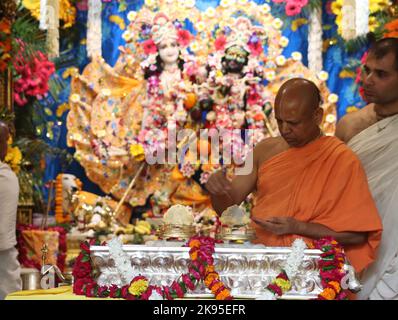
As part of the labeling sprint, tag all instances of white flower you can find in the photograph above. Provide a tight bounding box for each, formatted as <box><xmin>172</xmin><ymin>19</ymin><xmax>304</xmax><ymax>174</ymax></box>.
<box><xmin>279</xmin><ymin>36</ymin><xmax>289</xmax><ymax>48</ymax></box>
<box><xmin>101</xmin><ymin>89</ymin><xmax>111</xmax><ymax>96</ymax></box>
<box><xmin>122</xmin><ymin>30</ymin><xmax>134</xmax><ymax>42</ymax></box>
<box><xmin>318</xmin><ymin>71</ymin><xmax>329</xmax><ymax>82</ymax></box>
<box><xmin>265</xmin><ymin>70</ymin><xmax>276</xmax><ymax>81</ymax></box>
<box><xmin>272</xmin><ymin>18</ymin><xmax>284</xmax><ymax>30</ymax></box>
<box><xmin>328</xmin><ymin>93</ymin><xmax>339</xmax><ymax>104</ymax></box>
<box><xmin>238</xmin><ymin>0</ymin><xmax>248</xmax><ymax>5</ymax></box>
<box><xmin>276</xmin><ymin>55</ymin><xmax>286</xmax><ymax>66</ymax></box>
<box><xmin>326</xmin><ymin>114</ymin><xmax>336</xmax><ymax>123</ymax></box>
<box><xmin>196</xmin><ymin>21</ymin><xmax>206</xmax><ymax>32</ymax></box>
<box><xmin>206</xmin><ymin>111</ymin><xmax>216</xmax><ymax>121</ymax></box>
<box><xmin>205</xmin><ymin>7</ymin><xmax>216</xmax><ymax>18</ymax></box>
<box><xmin>291</xmin><ymin>51</ymin><xmax>302</xmax><ymax>61</ymax></box>
<box><xmin>70</xmin><ymin>93</ymin><xmax>80</xmax><ymax>103</ymax></box>
<box><xmin>220</xmin><ymin>0</ymin><xmax>235</xmax><ymax>8</ymax></box>
<box><xmin>190</xmin><ymin>41</ymin><xmax>200</xmax><ymax>52</ymax></box>
<box><xmin>260</xmin><ymin>4</ymin><xmax>271</xmax><ymax>14</ymax></box>
<box><xmin>127</xmin><ymin>11</ymin><xmax>137</xmax><ymax>22</ymax></box>
<box><xmin>145</xmin><ymin>0</ymin><xmax>156</xmax><ymax>7</ymax></box>
<box><xmin>185</xmin><ymin>0</ymin><xmax>196</xmax><ymax>8</ymax></box>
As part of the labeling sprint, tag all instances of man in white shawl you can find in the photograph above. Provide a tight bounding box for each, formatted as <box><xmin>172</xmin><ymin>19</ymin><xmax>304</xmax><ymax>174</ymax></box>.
<box><xmin>0</xmin><ymin>121</ymin><xmax>22</xmax><ymax>299</ymax></box>
<box><xmin>336</xmin><ymin>38</ymin><xmax>398</xmax><ymax>300</ymax></box>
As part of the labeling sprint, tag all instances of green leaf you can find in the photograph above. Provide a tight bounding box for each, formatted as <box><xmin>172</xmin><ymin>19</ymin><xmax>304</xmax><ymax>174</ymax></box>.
<box><xmin>81</xmin><ymin>255</ymin><xmax>90</xmax><ymax>263</ymax></box>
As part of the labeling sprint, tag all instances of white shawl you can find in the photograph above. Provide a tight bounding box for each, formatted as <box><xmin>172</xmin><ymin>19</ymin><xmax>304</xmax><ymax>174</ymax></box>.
<box><xmin>348</xmin><ymin>114</ymin><xmax>398</xmax><ymax>300</ymax></box>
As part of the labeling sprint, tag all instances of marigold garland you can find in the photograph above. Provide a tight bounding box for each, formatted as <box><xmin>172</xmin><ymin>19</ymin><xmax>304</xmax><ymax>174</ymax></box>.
<box><xmin>73</xmin><ymin>236</ymin><xmax>233</xmax><ymax>300</ymax></box>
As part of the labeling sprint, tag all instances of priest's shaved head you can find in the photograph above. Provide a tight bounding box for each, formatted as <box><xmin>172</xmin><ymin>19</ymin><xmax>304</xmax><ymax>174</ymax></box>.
<box><xmin>274</xmin><ymin>78</ymin><xmax>323</xmax><ymax>147</ymax></box>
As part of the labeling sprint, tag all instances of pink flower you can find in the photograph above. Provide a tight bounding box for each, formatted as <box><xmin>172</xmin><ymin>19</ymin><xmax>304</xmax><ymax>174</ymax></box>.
<box><xmin>285</xmin><ymin>2</ymin><xmax>303</xmax><ymax>16</ymax></box>
<box><xmin>177</xmin><ymin>29</ymin><xmax>192</xmax><ymax>47</ymax></box>
<box><xmin>142</xmin><ymin>39</ymin><xmax>157</xmax><ymax>55</ymax></box>
<box><xmin>215</xmin><ymin>35</ymin><xmax>227</xmax><ymax>51</ymax></box>
<box><xmin>289</xmin><ymin>0</ymin><xmax>308</xmax><ymax>6</ymax></box>
<box><xmin>248</xmin><ymin>41</ymin><xmax>263</xmax><ymax>56</ymax></box>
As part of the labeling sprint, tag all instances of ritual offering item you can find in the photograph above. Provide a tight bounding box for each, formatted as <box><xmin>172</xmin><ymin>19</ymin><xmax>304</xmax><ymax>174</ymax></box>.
<box><xmin>219</xmin><ymin>205</ymin><xmax>256</xmax><ymax>242</ymax></box>
<box><xmin>158</xmin><ymin>204</ymin><xmax>195</xmax><ymax>240</ymax></box>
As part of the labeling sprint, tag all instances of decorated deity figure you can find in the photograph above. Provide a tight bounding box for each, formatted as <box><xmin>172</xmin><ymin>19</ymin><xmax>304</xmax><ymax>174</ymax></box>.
<box><xmin>67</xmin><ymin>10</ymin><xmax>210</xmax><ymax>215</ymax></box>
<box><xmin>192</xmin><ymin>18</ymin><xmax>277</xmax><ymax>183</ymax></box>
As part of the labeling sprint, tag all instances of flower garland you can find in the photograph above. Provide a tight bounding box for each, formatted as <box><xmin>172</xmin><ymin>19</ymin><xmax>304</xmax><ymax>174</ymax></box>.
<box><xmin>257</xmin><ymin>237</ymin><xmax>350</xmax><ymax>300</ymax></box>
<box><xmin>73</xmin><ymin>236</ymin><xmax>352</xmax><ymax>300</ymax></box>
<box><xmin>0</xmin><ymin>18</ymin><xmax>12</xmax><ymax>72</ymax></box>
<box><xmin>73</xmin><ymin>236</ymin><xmax>233</xmax><ymax>300</ymax></box>
<box><xmin>4</xmin><ymin>137</ymin><xmax>23</xmax><ymax>174</ymax></box>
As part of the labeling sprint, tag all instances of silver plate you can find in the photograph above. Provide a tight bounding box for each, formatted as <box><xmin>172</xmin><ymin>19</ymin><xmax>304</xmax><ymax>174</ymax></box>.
<box><xmin>90</xmin><ymin>244</ymin><xmax>324</xmax><ymax>299</ymax></box>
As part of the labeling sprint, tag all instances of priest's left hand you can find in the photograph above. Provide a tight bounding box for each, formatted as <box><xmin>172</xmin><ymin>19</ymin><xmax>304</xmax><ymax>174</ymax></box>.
<box><xmin>252</xmin><ymin>216</ymin><xmax>302</xmax><ymax>236</ymax></box>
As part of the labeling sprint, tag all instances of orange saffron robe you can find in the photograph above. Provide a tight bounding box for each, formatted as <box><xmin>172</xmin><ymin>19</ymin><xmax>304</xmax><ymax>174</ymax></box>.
<box><xmin>251</xmin><ymin>136</ymin><xmax>382</xmax><ymax>273</ymax></box>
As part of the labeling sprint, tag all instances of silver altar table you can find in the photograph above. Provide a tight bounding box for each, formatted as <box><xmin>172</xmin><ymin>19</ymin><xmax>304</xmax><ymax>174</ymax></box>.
<box><xmin>90</xmin><ymin>242</ymin><xmax>324</xmax><ymax>299</ymax></box>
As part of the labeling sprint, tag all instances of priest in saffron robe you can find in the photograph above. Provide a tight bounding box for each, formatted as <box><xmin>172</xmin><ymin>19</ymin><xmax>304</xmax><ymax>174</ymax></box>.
<box><xmin>206</xmin><ymin>78</ymin><xmax>382</xmax><ymax>274</ymax></box>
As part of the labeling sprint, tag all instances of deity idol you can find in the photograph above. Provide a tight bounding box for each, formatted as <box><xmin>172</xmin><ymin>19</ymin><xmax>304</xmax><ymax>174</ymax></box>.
<box><xmin>67</xmin><ymin>13</ymin><xmax>210</xmax><ymax>216</ymax></box>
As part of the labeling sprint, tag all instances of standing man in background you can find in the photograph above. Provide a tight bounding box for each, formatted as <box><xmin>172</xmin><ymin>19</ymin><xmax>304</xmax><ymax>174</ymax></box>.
<box><xmin>0</xmin><ymin>120</ymin><xmax>22</xmax><ymax>299</ymax></box>
<box><xmin>336</xmin><ymin>37</ymin><xmax>398</xmax><ymax>300</ymax></box>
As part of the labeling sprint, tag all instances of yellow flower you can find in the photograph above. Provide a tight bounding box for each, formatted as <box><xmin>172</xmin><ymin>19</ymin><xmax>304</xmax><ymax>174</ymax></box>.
<box><xmin>145</xmin><ymin>0</ymin><xmax>156</xmax><ymax>8</ymax></box>
<box><xmin>331</xmin><ymin>0</ymin><xmax>343</xmax><ymax>15</ymax></box>
<box><xmin>130</xmin><ymin>144</ymin><xmax>145</xmax><ymax>162</ymax></box>
<box><xmin>185</xmin><ymin>0</ymin><xmax>196</xmax><ymax>8</ymax></box>
<box><xmin>368</xmin><ymin>16</ymin><xmax>379</xmax><ymax>33</ymax></box>
<box><xmin>5</xmin><ymin>145</ymin><xmax>22</xmax><ymax>174</ymax></box>
<box><xmin>128</xmin><ymin>279</ymin><xmax>149</xmax><ymax>296</ymax></box>
<box><xmin>275</xmin><ymin>278</ymin><xmax>291</xmax><ymax>293</ymax></box>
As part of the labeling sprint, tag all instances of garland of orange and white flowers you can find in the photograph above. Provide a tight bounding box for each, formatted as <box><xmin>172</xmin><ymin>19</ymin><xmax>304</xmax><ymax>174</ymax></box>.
<box><xmin>73</xmin><ymin>236</ymin><xmax>233</xmax><ymax>300</ymax></box>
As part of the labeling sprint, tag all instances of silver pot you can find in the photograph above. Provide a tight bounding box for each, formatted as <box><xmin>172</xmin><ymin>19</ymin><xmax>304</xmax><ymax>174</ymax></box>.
<box><xmin>20</xmin><ymin>268</ymin><xmax>41</xmax><ymax>290</ymax></box>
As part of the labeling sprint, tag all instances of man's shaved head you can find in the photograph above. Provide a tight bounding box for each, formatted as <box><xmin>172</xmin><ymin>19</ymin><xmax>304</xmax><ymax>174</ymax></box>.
<box><xmin>274</xmin><ymin>78</ymin><xmax>323</xmax><ymax>147</ymax></box>
<box><xmin>0</xmin><ymin>121</ymin><xmax>10</xmax><ymax>162</ymax></box>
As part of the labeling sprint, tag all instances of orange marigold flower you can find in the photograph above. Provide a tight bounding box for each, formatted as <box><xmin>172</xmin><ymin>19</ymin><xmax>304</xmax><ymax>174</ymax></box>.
<box><xmin>216</xmin><ymin>288</ymin><xmax>231</xmax><ymax>300</ymax></box>
<box><xmin>329</xmin><ymin>281</ymin><xmax>341</xmax><ymax>293</ymax></box>
<box><xmin>204</xmin><ymin>272</ymin><xmax>219</xmax><ymax>287</ymax></box>
<box><xmin>320</xmin><ymin>287</ymin><xmax>336</xmax><ymax>300</ymax></box>
<box><xmin>189</xmin><ymin>239</ymin><xmax>201</xmax><ymax>248</ymax></box>
<box><xmin>190</xmin><ymin>251</ymin><xmax>198</xmax><ymax>260</ymax></box>
<box><xmin>210</xmin><ymin>281</ymin><xmax>224</xmax><ymax>294</ymax></box>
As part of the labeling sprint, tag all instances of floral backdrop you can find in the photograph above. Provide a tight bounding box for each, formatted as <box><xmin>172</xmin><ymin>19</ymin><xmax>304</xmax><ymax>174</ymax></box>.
<box><xmin>1</xmin><ymin>0</ymin><xmax>395</xmax><ymax>209</ymax></box>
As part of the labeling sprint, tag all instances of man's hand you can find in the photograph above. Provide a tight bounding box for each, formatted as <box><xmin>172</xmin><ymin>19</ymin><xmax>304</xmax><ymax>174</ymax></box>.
<box><xmin>205</xmin><ymin>169</ymin><xmax>233</xmax><ymax>197</ymax></box>
<box><xmin>252</xmin><ymin>216</ymin><xmax>302</xmax><ymax>236</ymax></box>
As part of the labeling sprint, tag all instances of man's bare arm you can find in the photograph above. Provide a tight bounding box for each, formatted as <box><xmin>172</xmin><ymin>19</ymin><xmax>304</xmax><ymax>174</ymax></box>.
<box><xmin>207</xmin><ymin>148</ymin><xmax>259</xmax><ymax>215</ymax></box>
<box><xmin>253</xmin><ymin>216</ymin><xmax>367</xmax><ymax>246</ymax></box>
